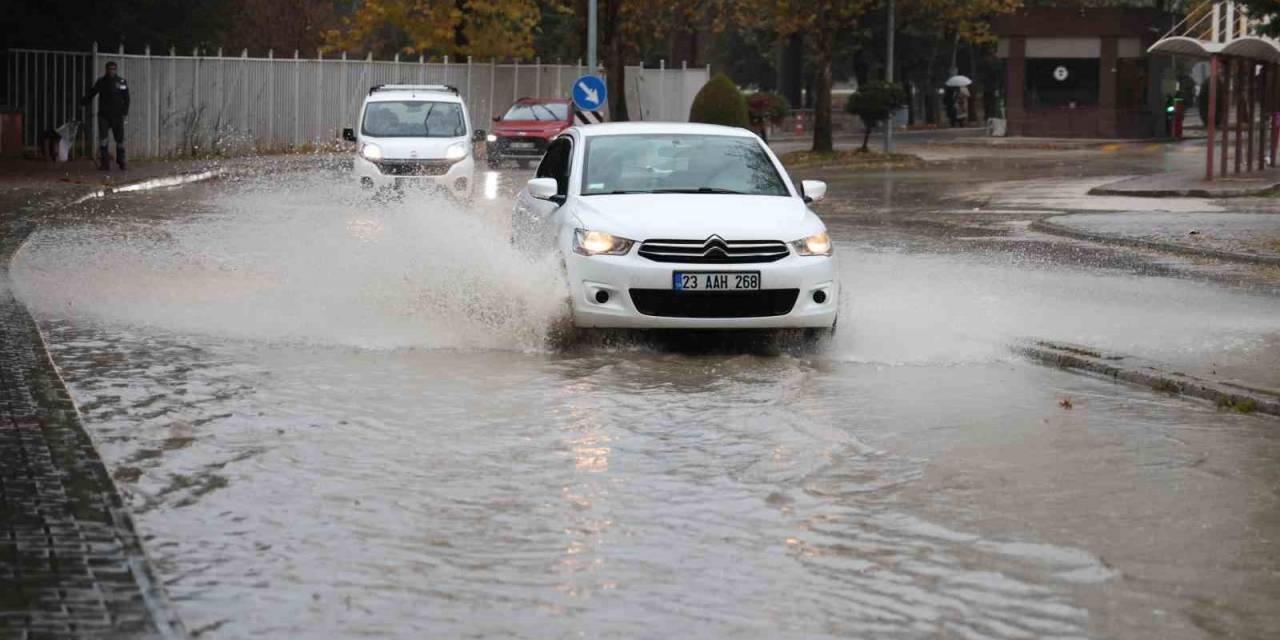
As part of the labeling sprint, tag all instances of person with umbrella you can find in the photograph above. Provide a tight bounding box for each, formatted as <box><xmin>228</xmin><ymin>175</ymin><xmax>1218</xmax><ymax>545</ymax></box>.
<box><xmin>946</xmin><ymin>75</ymin><xmax>972</xmax><ymax>128</ymax></box>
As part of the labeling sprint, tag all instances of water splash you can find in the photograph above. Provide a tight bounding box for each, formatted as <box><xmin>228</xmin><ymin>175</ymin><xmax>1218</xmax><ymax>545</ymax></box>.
<box><xmin>13</xmin><ymin>175</ymin><xmax>568</xmax><ymax>351</ymax></box>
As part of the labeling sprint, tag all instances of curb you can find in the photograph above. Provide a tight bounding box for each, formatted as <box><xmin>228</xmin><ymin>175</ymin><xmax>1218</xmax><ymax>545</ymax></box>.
<box><xmin>1015</xmin><ymin>340</ymin><xmax>1280</xmax><ymax>418</ymax></box>
<box><xmin>1029</xmin><ymin>217</ymin><xmax>1280</xmax><ymax>268</ymax></box>
<box><xmin>1</xmin><ymin>168</ymin><xmax>222</xmax><ymax>639</ymax></box>
<box><xmin>1087</xmin><ymin>183</ymin><xmax>1280</xmax><ymax>198</ymax></box>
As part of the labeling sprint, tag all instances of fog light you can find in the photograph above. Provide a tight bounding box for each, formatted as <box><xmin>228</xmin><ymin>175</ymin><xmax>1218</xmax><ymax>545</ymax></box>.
<box><xmin>454</xmin><ymin>177</ymin><xmax>468</xmax><ymax>192</ymax></box>
<box><xmin>594</xmin><ymin>290</ymin><xmax>610</xmax><ymax>304</ymax></box>
<box><xmin>812</xmin><ymin>290</ymin><xmax>827</xmax><ymax>304</ymax></box>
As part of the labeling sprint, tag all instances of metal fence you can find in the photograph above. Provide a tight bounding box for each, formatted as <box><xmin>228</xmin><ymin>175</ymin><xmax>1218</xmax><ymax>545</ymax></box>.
<box><xmin>2</xmin><ymin>47</ymin><xmax>710</xmax><ymax>159</ymax></box>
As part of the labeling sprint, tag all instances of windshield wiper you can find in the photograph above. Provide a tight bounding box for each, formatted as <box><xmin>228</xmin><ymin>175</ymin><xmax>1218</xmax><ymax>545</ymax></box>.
<box><xmin>651</xmin><ymin>187</ymin><xmax>745</xmax><ymax>195</ymax></box>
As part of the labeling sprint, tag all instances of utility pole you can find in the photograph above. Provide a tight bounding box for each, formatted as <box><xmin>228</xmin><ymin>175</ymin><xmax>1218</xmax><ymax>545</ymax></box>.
<box><xmin>884</xmin><ymin>0</ymin><xmax>895</xmax><ymax>153</ymax></box>
<box><xmin>588</xmin><ymin>0</ymin><xmax>598</xmax><ymax>73</ymax></box>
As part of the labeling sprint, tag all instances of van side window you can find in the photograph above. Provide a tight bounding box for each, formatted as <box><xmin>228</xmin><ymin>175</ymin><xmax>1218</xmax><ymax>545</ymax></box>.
<box><xmin>536</xmin><ymin>138</ymin><xmax>572</xmax><ymax>195</ymax></box>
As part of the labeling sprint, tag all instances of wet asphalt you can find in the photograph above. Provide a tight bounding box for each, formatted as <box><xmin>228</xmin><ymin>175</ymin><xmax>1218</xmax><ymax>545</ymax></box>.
<box><xmin>9</xmin><ymin>148</ymin><xmax>1280</xmax><ymax>639</ymax></box>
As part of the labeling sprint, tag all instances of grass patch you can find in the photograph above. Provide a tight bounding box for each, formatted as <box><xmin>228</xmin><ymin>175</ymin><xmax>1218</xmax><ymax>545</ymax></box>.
<box><xmin>1216</xmin><ymin>395</ymin><xmax>1257</xmax><ymax>414</ymax></box>
<box><xmin>780</xmin><ymin>149</ymin><xmax>922</xmax><ymax>170</ymax></box>
<box><xmin>1151</xmin><ymin>379</ymin><xmax>1182</xmax><ymax>394</ymax></box>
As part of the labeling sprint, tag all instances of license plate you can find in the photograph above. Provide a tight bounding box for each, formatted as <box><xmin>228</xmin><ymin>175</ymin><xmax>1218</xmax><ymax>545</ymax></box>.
<box><xmin>509</xmin><ymin>141</ymin><xmax>535</xmax><ymax>149</ymax></box>
<box><xmin>673</xmin><ymin>271</ymin><xmax>760</xmax><ymax>291</ymax></box>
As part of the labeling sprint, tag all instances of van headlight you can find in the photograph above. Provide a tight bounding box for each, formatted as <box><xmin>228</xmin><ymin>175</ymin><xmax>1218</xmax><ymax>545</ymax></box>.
<box><xmin>791</xmin><ymin>231</ymin><xmax>832</xmax><ymax>256</ymax></box>
<box><xmin>573</xmin><ymin>229</ymin><xmax>634</xmax><ymax>256</ymax></box>
<box><xmin>445</xmin><ymin>142</ymin><xmax>469</xmax><ymax>160</ymax></box>
<box><xmin>486</xmin><ymin>133</ymin><xmax>498</xmax><ymax>143</ymax></box>
<box><xmin>359</xmin><ymin>142</ymin><xmax>383</xmax><ymax>161</ymax></box>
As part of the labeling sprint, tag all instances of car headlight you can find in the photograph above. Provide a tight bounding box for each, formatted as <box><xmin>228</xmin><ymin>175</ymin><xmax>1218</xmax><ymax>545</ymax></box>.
<box><xmin>791</xmin><ymin>231</ymin><xmax>832</xmax><ymax>256</ymax></box>
<box><xmin>573</xmin><ymin>229</ymin><xmax>634</xmax><ymax>256</ymax></box>
<box><xmin>486</xmin><ymin>133</ymin><xmax>498</xmax><ymax>143</ymax></box>
<box><xmin>445</xmin><ymin>141</ymin><xmax>469</xmax><ymax>160</ymax></box>
<box><xmin>359</xmin><ymin>142</ymin><xmax>382</xmax><ymax>161</ymax></box>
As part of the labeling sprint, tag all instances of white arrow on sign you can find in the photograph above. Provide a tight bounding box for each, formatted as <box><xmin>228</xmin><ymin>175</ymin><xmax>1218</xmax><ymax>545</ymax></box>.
<box><xmin>577</xmin><ymin>81</ymin><xmax>600</xmax><ymax>106</ymax></box>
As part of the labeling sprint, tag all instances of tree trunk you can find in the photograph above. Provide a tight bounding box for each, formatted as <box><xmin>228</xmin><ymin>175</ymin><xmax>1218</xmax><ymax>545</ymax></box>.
<box><xmin>923</xmin><ymin>35</ymin><xmax>941</xmax><ymax>124</ymax></box>
<box><xmin>812</xmin><ymin>45</ymin><xmax>833</xmax><ymax>153</ymax></box>
<box><xmin>861</xmin><ymin>123</ymin><xmax>872</xmax><ymax>152</ymax></box>
<box><xmin>602</xmin><ymin>0</ymin><xmax>629</xmax><ymax>121</ymax></box>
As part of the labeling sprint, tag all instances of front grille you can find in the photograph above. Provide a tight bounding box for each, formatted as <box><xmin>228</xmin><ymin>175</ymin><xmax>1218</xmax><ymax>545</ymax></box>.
<box><xmin>492</xmin><ymin>137</ymin><xmax>547</xmax><ymax>156</ymax></box>
<box><xmin>638</xmin><ymin>237</ymin><xmax>790</xmax><ymax>264</ymax></box>
<box><xmin>376</xmin><ymin>159</ymin><xmax>457</xmax><ymax>176</ymax></box>
<box><xmin>629</xmin><ymin>289</ymin><xmax>799</xmax><ymax>318</ymax></box>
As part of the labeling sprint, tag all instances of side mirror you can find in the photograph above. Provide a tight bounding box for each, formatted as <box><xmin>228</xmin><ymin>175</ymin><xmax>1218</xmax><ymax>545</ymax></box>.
<box><xmin>492</xmin><ymin>115</ymin><xmax>501</xmax><ymax>122</ymax></box>
<box><xmin>472</xmin><ymin>129</ymin><xmax>487</xmax><ymax>142</ymax></box>
<box><xmin>800</xmin><ymin>179</ymin><xmax>827</xmax><ymax>203</ymax></box>
<box><xmin>342</xmin><ymin>128</ymin><xmax>356</xmax><ymax>142</ymax></box>
<box><xmin>526</xmin><ymin>177</ymin><xmax>559</xmax><ymax>202</ymax></box>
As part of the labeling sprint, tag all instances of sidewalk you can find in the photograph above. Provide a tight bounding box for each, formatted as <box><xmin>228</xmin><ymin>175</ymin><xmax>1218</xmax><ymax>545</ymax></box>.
<box><xmin>1</xmin><ymin>159</ymin><xmax>205</xmax><ymax>639</ymax></box>
<box><xmin>1089</xmin><ymin>166</ymin><xmax>1280</xmax><ymax>198</ymax></box>
<box><xmin>1032</xmin><ymin>211</ymin><xmax>1280</xmax><ymax>267</ymax></box>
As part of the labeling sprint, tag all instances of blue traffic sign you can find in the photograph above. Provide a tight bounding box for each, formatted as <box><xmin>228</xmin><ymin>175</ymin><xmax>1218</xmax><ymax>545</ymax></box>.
<box><xmin>572</xmin><ymin>75</ymin><xmax>607</xmax><ymax>111</ymax></box>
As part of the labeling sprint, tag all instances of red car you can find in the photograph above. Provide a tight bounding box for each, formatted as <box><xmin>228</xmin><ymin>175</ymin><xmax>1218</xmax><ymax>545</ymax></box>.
<box><xmin>486</xmin><ymin>97</ymin><xmax>573</xmax><ymax>168</ymax></box>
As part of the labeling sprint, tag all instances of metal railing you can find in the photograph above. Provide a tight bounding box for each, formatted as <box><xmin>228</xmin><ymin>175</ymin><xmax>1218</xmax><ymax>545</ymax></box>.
<box><xmin>3</xmin><ymin>47</ymin><xmax>710</xmax><ymax>158</ymax></box>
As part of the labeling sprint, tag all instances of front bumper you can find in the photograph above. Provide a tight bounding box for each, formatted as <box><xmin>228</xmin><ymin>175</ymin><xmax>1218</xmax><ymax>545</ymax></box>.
<box><xmin>566</xmin><ymin>249</ymin><xmax>839</xmax><ymax>329</ymax></box>
<box><xmin>487</xmin><ymin>136</ymin><xmax>549</xmax><ymax>161</ymax></box>
<box><xmin>353</xmin><ymin>154</ymin><xmax>474</xmax><ymax>196</ymax></box>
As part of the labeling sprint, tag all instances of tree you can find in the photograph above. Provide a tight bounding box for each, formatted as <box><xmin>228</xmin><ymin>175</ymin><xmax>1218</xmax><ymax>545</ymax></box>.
<box><xmin>322</xmin><ymin>0</ymin><xmax>540</xmax><ymax>59</ymax></box>
<box><xmin>729</xmin><ymin>0</ymin><xmax>878</xmax><ymax>152</ymax></box>
<box><xmin>897</xmin><ymin>0</ymin><xmax>1018</xmax><ymax>123</ymax></box>
<box><xmin>1241</xmin><ymin>0</ymin><xmax>1279</xmax><ymax>36</ymax></box>
<box><xmin>689</xmin><ymin>73</ymin><xmax>750</xmax><ymax>127</ymax></box>
<box><xmin>845</xmin><ymin>80</ymin><xmax>908</xmax><ymax>151</ymax></box>
<box><xmin>597</xmin><ymin>0</ymin><xmax>692</xmax><ymax>121</ymax></box>
<box><xmin>222</xmin><ymin>0</ymin><xmax>340</xmax><ymax>56</ymax></box>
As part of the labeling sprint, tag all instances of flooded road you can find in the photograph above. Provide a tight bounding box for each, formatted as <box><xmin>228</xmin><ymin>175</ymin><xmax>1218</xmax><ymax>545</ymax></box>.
<box><xmin>12</xmin><ymin>156</ymin><xmax>1280</xmax><ymax>638</ymax></box>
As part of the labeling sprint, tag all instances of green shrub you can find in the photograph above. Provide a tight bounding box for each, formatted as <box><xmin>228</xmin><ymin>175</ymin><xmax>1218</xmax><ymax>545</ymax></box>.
<box><xmin>845</xmin><ymin>80</ymin><xmax>909</xmax><ymax>151</ymax></box>
<box><xmin>690</xmin><ymin>74</ymin><xmax>749</xmax><ymax>128</ymax></box>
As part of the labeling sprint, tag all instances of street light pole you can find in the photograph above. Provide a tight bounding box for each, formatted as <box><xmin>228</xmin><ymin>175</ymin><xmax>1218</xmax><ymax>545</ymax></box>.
<box><xmin>884</xmin><ymin>0</ymin><xmax>895</xmax><ymax>154</ymax></box>
<box><xmin>588</xmin><ymin>0</ymin><xmax>598</xmax><ymax>73</ymax></box>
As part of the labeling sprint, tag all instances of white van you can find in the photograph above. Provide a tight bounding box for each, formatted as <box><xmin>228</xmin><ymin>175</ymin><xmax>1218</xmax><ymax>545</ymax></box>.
<box><xmin>343</xmin><ymin>85</ymin><xmax>483</xmax><ymax>198</ymax></box>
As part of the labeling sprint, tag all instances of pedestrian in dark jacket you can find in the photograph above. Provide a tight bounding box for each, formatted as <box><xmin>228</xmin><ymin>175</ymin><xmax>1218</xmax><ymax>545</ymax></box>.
<box><xmin>80</xmin><ymin>61</ymin><xmax>130</xmax><ymax>170</ymax></box>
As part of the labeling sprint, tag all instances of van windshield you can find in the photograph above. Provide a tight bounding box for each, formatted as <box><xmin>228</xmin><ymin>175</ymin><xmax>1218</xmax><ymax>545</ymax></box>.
<box><xmin>362</xmin><ymin>101</ymin><xmax>466</xmax><ymax>138</ymax></box>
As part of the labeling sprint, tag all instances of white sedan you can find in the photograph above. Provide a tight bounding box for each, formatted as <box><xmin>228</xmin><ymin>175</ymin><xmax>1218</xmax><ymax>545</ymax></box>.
<box><xmin>512</xmin><ymin>122</ymin><xmax>838</xmax><ymax>331</ymax></box>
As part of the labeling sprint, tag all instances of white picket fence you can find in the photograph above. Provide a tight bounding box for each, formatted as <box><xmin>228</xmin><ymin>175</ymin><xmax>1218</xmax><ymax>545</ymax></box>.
<box><xmin>3</xmin><ymin>47</ymin><xmax>710</xmax><ymax>158</ymax></box>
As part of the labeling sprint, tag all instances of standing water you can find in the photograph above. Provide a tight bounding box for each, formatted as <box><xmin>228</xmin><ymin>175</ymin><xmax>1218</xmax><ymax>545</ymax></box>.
<box><xmin>12</xmin><ymin>170</ymin><xmax>1280</xmax><ymax>638</ymax></box>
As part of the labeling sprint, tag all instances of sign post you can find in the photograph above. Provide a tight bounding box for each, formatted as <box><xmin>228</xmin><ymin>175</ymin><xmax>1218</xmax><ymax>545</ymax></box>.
<box><xmin>572</xmin><ymin>74</ymin><xmax>607</xmax><ymax>125</ymax></box>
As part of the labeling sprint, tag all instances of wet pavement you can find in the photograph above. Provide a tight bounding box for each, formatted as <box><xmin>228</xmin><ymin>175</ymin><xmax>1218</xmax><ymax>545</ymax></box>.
<box><xmin>8</xmin><ymin>147</ymin><xmax>1280</xmax><ymax>638</ymax></box>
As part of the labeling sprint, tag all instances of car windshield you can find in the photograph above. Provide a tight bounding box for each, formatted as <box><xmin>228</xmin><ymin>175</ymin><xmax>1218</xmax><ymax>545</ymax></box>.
<box><xmin>502</xmin><ymin>103</ymin><xmax>569</xmax><ymax>121</ymax></box>
<box><xmin>581</xmin><ymin>134</ymin><xmax>789</xmax><ymax>197</ymax></box>
<box><xmin>362</xmin><ymin>101</ymin><xmax>466</xmax><ymax>138</ymax></box>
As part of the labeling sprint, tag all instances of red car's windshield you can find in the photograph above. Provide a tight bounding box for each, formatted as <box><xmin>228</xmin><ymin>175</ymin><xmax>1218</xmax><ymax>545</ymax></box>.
<box><xmin>501</xmin><ymin>102</ymin><xmax>569</xmax><ymax>121</ymax></box>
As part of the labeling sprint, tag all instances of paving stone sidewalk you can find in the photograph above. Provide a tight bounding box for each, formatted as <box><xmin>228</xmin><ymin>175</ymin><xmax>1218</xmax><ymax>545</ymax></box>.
<box><xmin>1033</xmin><ymin>211</ymin><xmax>1280</xmax><ymax>268</ymax></box>
<box><xmin>1</xmin><ymin>164</ymin><xmax>192</xmax><ymax>639</ymax></box>
<box><xmin>1089</xmin><ymin>167</ymin><xmax>1280</xmax><ymax>198</ymax></box>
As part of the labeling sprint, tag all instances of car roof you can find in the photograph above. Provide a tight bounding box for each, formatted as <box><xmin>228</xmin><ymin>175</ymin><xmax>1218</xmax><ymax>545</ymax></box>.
<box><xmin>572</xmin><ymin>122</ymin><xmax>757</xmax><ymax>138</ymax></box>
<box><xmin>366</xmin><ymin>90</ymin><xmax>463</xmax><ymax>103</ymax></box>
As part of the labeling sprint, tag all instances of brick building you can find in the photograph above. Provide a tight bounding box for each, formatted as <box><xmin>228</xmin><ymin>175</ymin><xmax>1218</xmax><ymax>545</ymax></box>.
<box><xmin>995</xmin><ymin>7</ymin><xmax>1177</xmax><ymax>138</ymax></box>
